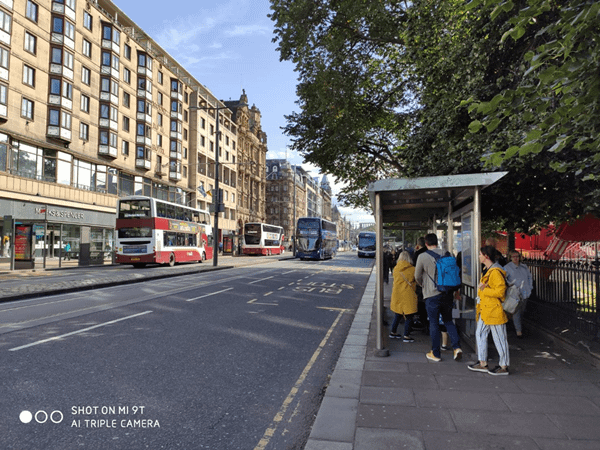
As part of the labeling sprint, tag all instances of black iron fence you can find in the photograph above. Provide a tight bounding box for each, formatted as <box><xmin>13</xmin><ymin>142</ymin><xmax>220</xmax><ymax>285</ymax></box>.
<box><xmin>525</xmin><ymin>258</ymin><xmax>600</xmax><ymax>341</ymax></box>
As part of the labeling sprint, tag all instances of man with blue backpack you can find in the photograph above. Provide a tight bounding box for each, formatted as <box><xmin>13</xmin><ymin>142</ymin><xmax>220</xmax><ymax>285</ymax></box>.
<box><xmin>415</xmin><ymin>233</ymin><xmax>462</xmax><ymax>362</ymax></box>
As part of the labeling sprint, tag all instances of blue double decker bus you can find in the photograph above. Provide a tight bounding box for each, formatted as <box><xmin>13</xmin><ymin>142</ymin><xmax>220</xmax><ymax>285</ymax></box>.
<box><xmin>296</xmin><ymin>217</ymin><xmax>337</xmax><ymax>260</ymax></box>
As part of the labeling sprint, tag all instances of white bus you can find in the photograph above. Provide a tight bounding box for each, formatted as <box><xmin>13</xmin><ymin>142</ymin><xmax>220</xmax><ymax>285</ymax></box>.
<box><xmin>116</xmin><ymin>196</ymin><xmax>212</xmax><ymax>268</ymax></box>
<box><xmin>242</xmin><ymin>223</ymin><xmax>285</xmax><ymax>256</ymax></box>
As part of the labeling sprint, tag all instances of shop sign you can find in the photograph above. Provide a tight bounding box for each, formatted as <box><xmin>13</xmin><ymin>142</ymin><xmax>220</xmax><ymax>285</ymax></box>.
<box><xmin>35</xmin><ymin>207</ymin><xmax>85</xmax><ymax>221</ymax></box>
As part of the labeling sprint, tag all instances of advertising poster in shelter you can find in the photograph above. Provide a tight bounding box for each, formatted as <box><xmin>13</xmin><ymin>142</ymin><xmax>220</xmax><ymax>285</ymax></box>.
<box><xmin>15</xmin><ymin>225</ymin><xmax>33</xmax><ymax>261</ymax></box>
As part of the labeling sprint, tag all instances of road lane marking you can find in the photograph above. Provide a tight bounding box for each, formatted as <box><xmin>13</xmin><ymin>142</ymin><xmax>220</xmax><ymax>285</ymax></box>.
<box><xmin>248</xmin><ymin>299</ymin><xmax>278</xmax><ymax>306</ymax></box>
<box><xmin>254</xmin><ymin>309</ymin><xmax>346</xmax><ymax>450</ymax></box>
<box><xmin>317</xmin><ymin>307</ymin><xmax>353</xmax><ymax>312</ymax></box>
<box><xmin>186</xmin><ymin>288</ymin><xmax>233</xmax><ymax>302</ymax></box>
<box><xmin>249</xmin><ymin>276</ymin><xmax>275</xmax><ymax>284</ymax></box>
<box><xmin>9</xmin><ymin>311</ymin><xmax>153</xmax><ymax>352</ymax></box>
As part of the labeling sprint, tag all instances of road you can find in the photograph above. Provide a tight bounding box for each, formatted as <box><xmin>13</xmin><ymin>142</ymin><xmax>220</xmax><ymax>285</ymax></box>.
<box><xmin>0</xmin><ymin>253</ymin><xmax>373</xmax><ymax>450</ymax></box>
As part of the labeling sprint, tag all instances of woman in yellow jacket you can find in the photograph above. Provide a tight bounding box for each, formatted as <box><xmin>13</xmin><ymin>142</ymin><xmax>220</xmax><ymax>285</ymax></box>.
<box><xmin>468</xmin><ymin>245</ymin><xmax>510</xmax><ymax>375</ymax></box>
<box><xmin>389</xmin><ymin>251</ymin><xmax>418</xmax><ymax>342</ymax></box>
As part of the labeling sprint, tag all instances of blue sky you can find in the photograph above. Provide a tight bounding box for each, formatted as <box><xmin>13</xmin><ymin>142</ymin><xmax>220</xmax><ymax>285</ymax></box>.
<box><xmin>115</xmin><ymin>0</ymin><xmax>373</xmax><ymax>224</ymax></box>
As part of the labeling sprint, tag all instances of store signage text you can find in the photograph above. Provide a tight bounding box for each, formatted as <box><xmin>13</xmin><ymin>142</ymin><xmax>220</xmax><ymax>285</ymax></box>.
<box><xmin>36</xmin><ymin>208</ymin><xmax>85</xmax><ymax>220</ymax></box>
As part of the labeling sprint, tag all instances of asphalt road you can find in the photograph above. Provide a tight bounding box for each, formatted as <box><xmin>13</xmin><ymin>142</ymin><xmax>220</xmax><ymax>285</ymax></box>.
<box><xmin>0</xmin><ymin>253</ymin><xmax>373</xmax><ymax>450</ymax></box>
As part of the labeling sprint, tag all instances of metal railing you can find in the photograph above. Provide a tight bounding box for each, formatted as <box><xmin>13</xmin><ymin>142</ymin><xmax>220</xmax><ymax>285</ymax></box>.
<box><xmin>525</xmin><ymin>258</ymin><xmax>599</xmax><ymax>340</ymax></box>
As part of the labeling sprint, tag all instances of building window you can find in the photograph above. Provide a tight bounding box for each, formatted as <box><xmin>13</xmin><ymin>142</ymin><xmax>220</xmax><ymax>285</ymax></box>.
<box><xmin>80</xmin><ymin>122</ymin><xmax>89</xmax><ymax>140</ymax></box>
<box><xmin>157</xmin><ymin>134</ymin><xmax>162</xmax><ymax>147</ymax></box>
<box><xmin>122</xmin><ymin>140</ymin><xmax>129</xmax><ymax>156</ymax></box>
<box><xmin>123</xmin><ymin>67</ymin><xmax>131</xmax><ymax>84</ymax></box>
<box><xmin>123</xmin><ymin>116</ymin><xmax>130</xmax><ymax>132</ymax></box>
<box><xmin>21</xmin><ymin>98</ymin><xmax>34</xmax><ymax>119</ymax></box>
<box><xmin>124</xmin><ymin>44</ymin><xmax>131</xmax><ymax>60</ymax></box>
<box><xmin>0</xmin><ymin>47</ymin><xmax>8</xmax><ymax>74</ymax></box>
<box><xmin>82</xmin><ymin>39</ymin><xmax>91</xmax><ymax>58</ymax></box>
<box><xmin>24</xmin><ymin>32</ymin><xmax>36</xmax><ymax>55</ymax></box>
<box><xmin>80</xmin><ymin>94</ymin><xmax>90</xmax><ymax>113</ymax></box>
<box><xmin>26</xmin><ymin>0</ymin><xmax>38</xmax><ymax>22</ymax></box>
<box><xmin>157</xmin><ymin>92</ymin><xmax>163</xmax><ymax>106</ymax></box>
<box><xmin>157</xmin><ymin>113</ymin><xmax>163</xmax><ymax>127</ymax></box>
<box><xmin>123</xmin><ymin>92</ymin><xmax>130</xmax><ymax>108</ymax></box>
<box><xmin>0</xmin><ymin>10</ymin><xmax>11</xmax><ymax>35</ymax></box>
<box><xmin>52</xmin><ymin>16</ymin><xmax>75</xmax><ymax>41</ymax></box>
<box><xmin>81</xmin><ymin>66</ymin><xmax>91</xmax><ymax>85</ymax></box>
<box><xmin>0</xmin><ymin>84</ymin><xmax>7</xmax><ymax>111</ymax></box>
<box><xmin>23</xmin><ymin>65</ymin><xmax>35</xmax><ymax>87</ymax></box>
<box><xmin>83</xmin><ymin>10</ymin><xmax>92</xmax><ymax>30</ymax></box>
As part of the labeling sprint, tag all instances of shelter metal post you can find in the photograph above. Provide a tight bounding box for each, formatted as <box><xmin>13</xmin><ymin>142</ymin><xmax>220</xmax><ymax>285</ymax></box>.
<box><xmin>375</xmin><ymin>193</ymin><xmax>389</xmax><ymax>356</ymax></box>
<box><xmin>447</xmin><ymin>199</ymin><xmax>454</xmax><ymax>254</ymax></box>
<box><xmin>473</xmin><ymin>186</ymin><xmax>482</xmax><ymax>285</ymax></box>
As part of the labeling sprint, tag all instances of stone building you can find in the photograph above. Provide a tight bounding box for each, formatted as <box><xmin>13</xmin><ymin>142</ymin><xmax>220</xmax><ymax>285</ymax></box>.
<box><xmin>224</xmin><ymin>91</ymin><xmax>267</xmax><ymax>235</ymax></box>
<box><xmin>0</xmin><ymin>0</ymin><xmax>243</xmax><ymax>267</ymax></box>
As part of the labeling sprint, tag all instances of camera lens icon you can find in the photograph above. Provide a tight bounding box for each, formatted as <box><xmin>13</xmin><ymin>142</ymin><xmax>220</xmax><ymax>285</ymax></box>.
<box><xmin>20</xmin><ymin>410</ymin><xmax>64</xmax><ymax>424</ymax></box>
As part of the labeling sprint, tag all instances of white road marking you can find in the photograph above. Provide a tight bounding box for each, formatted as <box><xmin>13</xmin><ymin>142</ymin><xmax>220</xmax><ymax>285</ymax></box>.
<box><xmin>9</xmin><ymin>311</ymin><xmax>153</xmax><ymax>351</ymax></box>
<box><xmin>186</xmin><ymin>288</ymin><xmax>234</xmax><ymax>302</ymax></box>
<box><xmin>249</xmin><ymin>276</ymin><xmax>275</xmax><ymax>284</ymax></box>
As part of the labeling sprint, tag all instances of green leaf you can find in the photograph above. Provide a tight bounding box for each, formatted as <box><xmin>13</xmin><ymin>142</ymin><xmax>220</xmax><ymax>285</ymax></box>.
<box><xmin>468</xmin><ymin>120</ymin><xmax>483</xmax><ymax>133</ymax></box>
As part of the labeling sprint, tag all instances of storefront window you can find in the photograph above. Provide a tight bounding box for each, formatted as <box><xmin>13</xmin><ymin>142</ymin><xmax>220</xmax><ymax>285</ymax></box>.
<box><xmin>91</xmin><ymin>227</ymin><xmax>113</xmax><ymax>262</ymax></box>
<box><xmin>62</xmin><ymin>225</ymin><xmax>80</xmax><ymax>258</ymax></box>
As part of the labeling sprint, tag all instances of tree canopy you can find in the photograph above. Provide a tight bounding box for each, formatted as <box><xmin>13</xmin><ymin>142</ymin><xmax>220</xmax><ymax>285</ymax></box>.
<box><xmin>269</xmin><ymin>0</ymin><xmax>600</xmax><ymax>231</ymax></box>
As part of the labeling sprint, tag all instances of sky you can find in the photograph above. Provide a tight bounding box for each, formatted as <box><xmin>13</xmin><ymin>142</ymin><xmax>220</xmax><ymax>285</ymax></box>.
<box><xmin>114</xmin><ymin>0</ymin><xmax>374</xmax><ymax>225</ymax></box>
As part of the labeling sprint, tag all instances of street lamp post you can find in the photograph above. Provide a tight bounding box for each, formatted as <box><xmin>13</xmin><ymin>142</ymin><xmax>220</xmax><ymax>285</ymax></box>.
<box><xmin>191</xmin><ymin>102</ymin><xmax>226</xmax><ymax>267</ymax></box>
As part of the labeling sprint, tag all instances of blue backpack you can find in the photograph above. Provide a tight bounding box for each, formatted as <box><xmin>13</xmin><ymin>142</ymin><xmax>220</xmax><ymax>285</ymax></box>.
<box><xmin>425</xmin><ymin>250</ymin><xmax>461</xmax><ymax>292</ymax></box>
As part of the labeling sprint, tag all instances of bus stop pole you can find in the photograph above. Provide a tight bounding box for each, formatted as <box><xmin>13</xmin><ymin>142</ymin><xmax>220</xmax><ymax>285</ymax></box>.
<box><xmin>375</xmin><ymin>192</ymin><xmax>389</xmax><ymax>356</ymax></box>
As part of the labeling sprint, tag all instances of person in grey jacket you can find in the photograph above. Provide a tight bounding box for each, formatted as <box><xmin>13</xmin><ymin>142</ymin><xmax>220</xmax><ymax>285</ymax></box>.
<box><xmin>415</xmin><ymin>233</ymin><xmax>462</xmax><ymax>362</ymax></box>
<box><xmin>503</xmin><ymin>250</ymin><xmax>533</xmax><ymax>337</ymax></box>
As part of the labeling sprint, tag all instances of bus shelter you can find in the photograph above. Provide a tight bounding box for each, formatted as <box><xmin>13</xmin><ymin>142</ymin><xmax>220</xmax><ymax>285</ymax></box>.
<box><xmin>367</xmin><ymin>172</ymin><xmax>508</xmax><ymax>356</ymax></box>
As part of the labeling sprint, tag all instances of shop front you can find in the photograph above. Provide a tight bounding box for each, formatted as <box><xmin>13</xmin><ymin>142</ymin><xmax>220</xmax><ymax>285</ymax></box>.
<box><xmin>0</xmin><ymin>198</ymin><xmax>115</xmax><ymax>270</ymax></box>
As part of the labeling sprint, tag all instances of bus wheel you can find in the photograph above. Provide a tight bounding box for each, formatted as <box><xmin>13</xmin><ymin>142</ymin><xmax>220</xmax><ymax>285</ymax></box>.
<box><xmin>133</xmin><ymin>263</ymin><xmax>146</xmax><ymax>269</ymax></box>
<box><xmin>168</xmin><ymin>253</ymin><xmax>175</xmax><ymax>267</ymax></box>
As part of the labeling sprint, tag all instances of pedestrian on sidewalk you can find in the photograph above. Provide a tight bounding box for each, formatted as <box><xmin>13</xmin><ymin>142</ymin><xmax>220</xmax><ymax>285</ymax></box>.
<box><xmin>503</xmin><ymin>250</ymin><xmax>533</xmax><ymax>338</ymax></box>
<box><xmin>415</xmin><ymin>233</ymin><xmax>462</xmax><ymax>362</ymax></box>
<box><xmin>389</xmin><ymin>251</ymin><xmax>418</xmax><ymax>342</ymax></box>
<box><xmin>468</xmin><ymin>245</ymin><xmax>510</xmax><ymax>375</ymax></box>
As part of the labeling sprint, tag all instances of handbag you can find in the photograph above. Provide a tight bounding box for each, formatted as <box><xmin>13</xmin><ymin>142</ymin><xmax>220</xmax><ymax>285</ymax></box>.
<box><xmin>502</xmin><ymin>278</ymin><xmax>523</xmax><ymax>315</ymax></box>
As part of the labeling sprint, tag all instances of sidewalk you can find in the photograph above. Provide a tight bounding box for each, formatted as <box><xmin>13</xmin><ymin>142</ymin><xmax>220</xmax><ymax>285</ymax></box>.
<box><xmin>305</xmin><ymin>270</ymin><xmax>600</xmax><ymax>450</ymax></box>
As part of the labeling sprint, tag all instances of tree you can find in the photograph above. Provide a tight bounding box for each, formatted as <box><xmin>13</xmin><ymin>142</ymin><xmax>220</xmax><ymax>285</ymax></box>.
<box><xmin>269</xmin><ymin>0</ymin><xmax>600</xmax><ymax>229</ymax></box>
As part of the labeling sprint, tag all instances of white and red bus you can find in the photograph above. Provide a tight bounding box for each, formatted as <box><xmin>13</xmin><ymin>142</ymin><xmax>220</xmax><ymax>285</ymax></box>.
<box><xmin>116</xmin><ymin>196</ymin><xmax>212</xmax><ymax>268</ymax></box>
<box><xmin>242</xmin><ymin>223</ymin><xmax>285</xmax><ymax>256</ymax></box>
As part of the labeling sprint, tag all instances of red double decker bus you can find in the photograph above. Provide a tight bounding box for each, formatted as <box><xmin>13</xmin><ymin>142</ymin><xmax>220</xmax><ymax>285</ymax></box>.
<box><xmin>242</xmin><ymin>223</ymin><xmax>285</xmax><ymax>256</ymax></box>
<box><xmin>115</xmin><ymin>196</ymin><xmax>212</xmax><ymax>268</ymax></box>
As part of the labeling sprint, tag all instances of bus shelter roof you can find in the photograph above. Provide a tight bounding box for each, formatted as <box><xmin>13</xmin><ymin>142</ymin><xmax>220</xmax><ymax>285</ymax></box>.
<box><xmin>367</xmin><ymin>172</ymin><xmax>508</xmax><ymax>228</ymax></box>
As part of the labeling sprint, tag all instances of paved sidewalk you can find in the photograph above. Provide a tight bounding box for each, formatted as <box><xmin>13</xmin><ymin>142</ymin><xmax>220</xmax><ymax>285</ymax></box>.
<box><xmin>305</xmin><ymin>270</ymin><xmax>600</xmax><ymax>450</ymax></box>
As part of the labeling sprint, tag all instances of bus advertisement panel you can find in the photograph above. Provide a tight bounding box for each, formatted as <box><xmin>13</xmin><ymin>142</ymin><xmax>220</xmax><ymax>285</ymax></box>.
<box><xmin>357</xmin><ymin>231</ymin><xmax>376</xmax><ymax>258</ymax></box>
<box><xmin>296</xmin><ymin>217</ymin><xmax>337</xmax><ymax>260</ymax></box>
<box><xmin>115</xmin><ymin>196</ymin><xmax>212</xmax><ymax>268</ymax></box>
<box><xmin>242</xmin><ymin>223</ymin><xmax>285</xmax><ymax>255</ymax></box>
